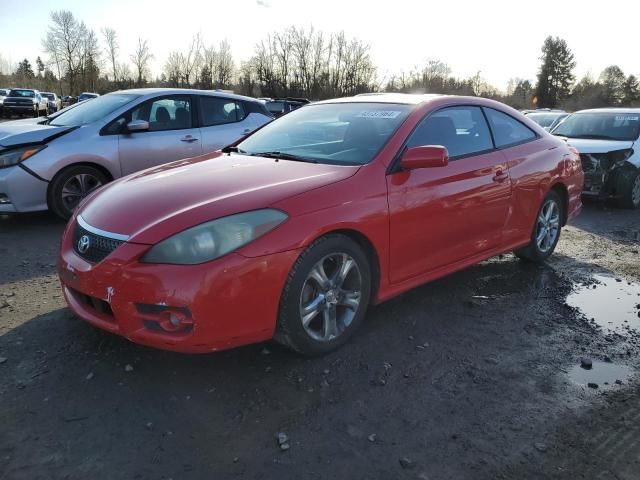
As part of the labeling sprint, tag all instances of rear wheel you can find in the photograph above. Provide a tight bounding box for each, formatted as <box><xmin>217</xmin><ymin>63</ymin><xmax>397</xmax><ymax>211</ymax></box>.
<box><xmin>48</xmin><ymin>165</ymin><xmax>109</xmax><ymax>220</ymax></box>
<box><xmin>515</xmin><ymin>190</ymin><xmax>563</xmax><ymax>263</ymax></box>
<box><xmin>275</xmin><ymin>234</ymin><xmax>372</xmax><ymax>356</ymax></box>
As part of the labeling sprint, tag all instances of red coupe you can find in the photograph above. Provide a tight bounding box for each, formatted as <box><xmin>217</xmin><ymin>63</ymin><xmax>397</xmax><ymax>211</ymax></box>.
<box><xmin>58</xmin><ymin>94</ymin><xmax>583</xmax><ymax>355</ymax></box>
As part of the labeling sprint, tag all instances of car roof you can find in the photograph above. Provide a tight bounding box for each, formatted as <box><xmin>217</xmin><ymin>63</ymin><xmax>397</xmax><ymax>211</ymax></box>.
<box><xmin>110</xmin><ymin>87</ymin><xmax>262</xmax><ymax>103</ymax></box>
<box><xmin>574</xmin><ymin>108</ymin><xmax>640</xmax><ymax>114</ymax></box>
<box><xmin>316</xmin><ymin>93</ymin><xmax>444</xmax><ymax>105</ymax></box>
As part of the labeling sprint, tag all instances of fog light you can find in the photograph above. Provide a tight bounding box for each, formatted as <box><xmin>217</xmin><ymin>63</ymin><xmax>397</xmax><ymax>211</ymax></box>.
<box><xmin>137</xmin><ymin>303</ymin><xmax>194</xmax><ymax>334</ymax></box>
<box><xmin>0</xmin><ymin>194</ymin><xmax>10</xmax><ymax>204</ymax></box>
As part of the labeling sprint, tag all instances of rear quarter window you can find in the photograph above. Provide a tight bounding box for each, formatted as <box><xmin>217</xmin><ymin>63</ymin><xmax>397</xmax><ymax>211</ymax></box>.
<box><xmin>484</xmin><ymin>108</ymin><xmax>537</xmax><ymax>148</ymax></box>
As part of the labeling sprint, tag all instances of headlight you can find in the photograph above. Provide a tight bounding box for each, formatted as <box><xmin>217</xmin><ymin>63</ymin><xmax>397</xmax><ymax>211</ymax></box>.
<box><xmin>0</xmin><ymin>145</ymin><xmax>47</xmax><ymax>168</ymax></box>
<box><xmin>142</xmin><ymin>209</ymin><xmax>288</xmax><ymax>264</ymax></box>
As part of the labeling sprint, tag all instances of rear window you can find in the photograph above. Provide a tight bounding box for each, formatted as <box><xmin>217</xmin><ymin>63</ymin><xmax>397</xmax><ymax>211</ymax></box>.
<box><xmin>200</xmin><ymin>96</ymin><xmax>246</xmax><ymax>126</ymax></box>
<box><xmin>9</xmin><ymin>89</ymin><xmax>35</xmax><ymax>98</ymax></box>
<box><xmin>266</xmin><ymin>101</ymin><xmax>285</xmax><ymax>113</ymax></box>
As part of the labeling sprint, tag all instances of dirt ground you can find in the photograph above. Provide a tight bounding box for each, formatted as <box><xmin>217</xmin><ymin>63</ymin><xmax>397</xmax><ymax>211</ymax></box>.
<box><xmin>1</xmin><ymin>201</ymin><xmax>639</xmax><ymax>480</ymax></box>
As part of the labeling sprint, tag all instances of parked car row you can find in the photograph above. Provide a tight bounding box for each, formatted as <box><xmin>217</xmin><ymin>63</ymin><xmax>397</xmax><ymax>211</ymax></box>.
<box><xmin>1</xmin><ymin>88</ymin><xmax>49</xmax><ymax>118</ymax></box>
<box><xmin>50</xmin><ymin>91</ymin><xmax>584</xmax><ymax>356</ymax></box>
<box><xmin>4</xmin><ymin>87</ymin><xmax>637</xmax><ymax>356</ymax></box>
<box><xmin>0</xmin><ymin>89</ymin><xmax>101</xmax><ymax>119</ymax></box>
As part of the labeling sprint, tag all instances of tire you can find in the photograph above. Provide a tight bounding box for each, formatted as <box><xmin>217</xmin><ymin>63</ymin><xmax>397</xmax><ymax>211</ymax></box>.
<box><xmin>274</xmin><ymin>234</ymin><xmax>372</xmax><ymax>356</ymax></box>
<box><xmin>48</xmin><ymin>165</ymin><xmax>109</xmax><ymax>220</ymax></box>
<box><xmin>614</xmin><ymin>167</ymin><xmax>640</xmax><ymax>209</ymax></box>
<box><xmin>514</xmin><ymin>190</ymin><xmax>563</xmax><ymax>263</ymax></box>
<box><xmin>33</xmin><ymin>107</ymin><xmax>39</xmax><ymax>118</ymax></box>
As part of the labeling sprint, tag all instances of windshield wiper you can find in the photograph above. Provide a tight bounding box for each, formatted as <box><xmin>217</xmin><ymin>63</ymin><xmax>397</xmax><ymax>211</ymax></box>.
<box><xmin>248</xmin><ymin>151</ymin><xmax>318</xmax><ymax>163</ymax></box>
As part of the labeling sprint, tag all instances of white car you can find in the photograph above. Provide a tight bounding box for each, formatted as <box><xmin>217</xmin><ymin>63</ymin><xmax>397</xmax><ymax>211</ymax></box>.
<box><xmin>552</xmin><ymin>108</ymin><xmax>640</xmax><ymax>208</ymax></box>
<box><xmin>0</xmin><ymin>88</ymin><xmax>274</xmax><ymax>218</ymax></box>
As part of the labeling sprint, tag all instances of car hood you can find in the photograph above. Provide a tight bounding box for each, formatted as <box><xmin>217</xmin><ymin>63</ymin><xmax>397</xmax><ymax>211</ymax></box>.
<box><xmin>79</xmin><ymin>153</ymin><xmax>360</xmax><ymax>244</ymax></box>
<box><xmin>559</xmin><ymin>137</ymin><xmax>635</xmax><ymax>154</ymax></box>
<box><xmin>0</xmin><ymin>123</ymin><xmax>76</xmax><ymax>147</ymax></box>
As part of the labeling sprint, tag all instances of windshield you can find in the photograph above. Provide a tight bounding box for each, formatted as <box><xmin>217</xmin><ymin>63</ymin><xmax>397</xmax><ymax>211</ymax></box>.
<box><xmin>9</xmin><ymin>89</ymin><xmax>35</xmax><ymax>98</ymax></box>
<box><xmin>42</xmin><ymin>93</ymin><xmax>55</xmax><ymax>100</ymax></box>
<box><xmin>50</xmin><ymin>93</ymin><xmax>140</xmax><ymax>127</ymax></box>
<box><xmin>237</xmin><ymin>102</ymin><xmax>413</xmax><ymax>165</ymax></box>
<box><xmin>553</xmin><ymin>112</ymin><xmax>640</xmax><ymax>141</ymax></box>
<box><xmin>527</xmin><ymin>113</ymin><xmax>563</xmax><ymax>128</ymax></box>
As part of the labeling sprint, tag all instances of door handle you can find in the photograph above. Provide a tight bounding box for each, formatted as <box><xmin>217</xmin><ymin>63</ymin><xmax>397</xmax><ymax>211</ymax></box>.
<box><xmin>492</xmin><ymin>168</ymin><xmax>508</xmax><ymax>183</ymax></box>
<box><xmin>242</xmin><ymin>128</ymin><xmax>251</xmax><ymax>134</ymax></box>
<box><xmin>180</xmin><ymin>135</ymin><xmax>198</xmax><ymax>143</ymax></box>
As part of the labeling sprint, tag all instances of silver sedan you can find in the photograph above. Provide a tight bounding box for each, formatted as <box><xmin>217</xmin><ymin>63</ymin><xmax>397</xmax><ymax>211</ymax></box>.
<box><xmin>0</xmin><ymin>88</ymin><xmax>273</xmax><ymax>218</ymax></box>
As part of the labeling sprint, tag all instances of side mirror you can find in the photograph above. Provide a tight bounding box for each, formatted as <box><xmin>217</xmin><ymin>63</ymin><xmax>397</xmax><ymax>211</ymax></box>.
<box><xmin>400</xmin><ymin>145</ymin><xmax>449</xmax><ymax>170</ymax></box>
<box><xmin>126</xmin><ymin>119</ymin><xmax>150</xmax><ymax>132</ymax></box>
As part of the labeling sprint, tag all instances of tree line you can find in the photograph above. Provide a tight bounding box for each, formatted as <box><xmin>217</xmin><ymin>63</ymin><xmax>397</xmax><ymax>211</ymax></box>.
<box><xmin>0</xmin><ymin>10</ymin><xmax>638</xmax><ymax>112</ymax></box>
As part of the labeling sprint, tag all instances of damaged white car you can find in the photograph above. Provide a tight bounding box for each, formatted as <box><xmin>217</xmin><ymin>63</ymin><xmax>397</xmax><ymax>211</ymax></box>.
<box><xmin>552</xmin><ymin>108</ymin><xmax>640</xmax><ymax>208</ymax></box>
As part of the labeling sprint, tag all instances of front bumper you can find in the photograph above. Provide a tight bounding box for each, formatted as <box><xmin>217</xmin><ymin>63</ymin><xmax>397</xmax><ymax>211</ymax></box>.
<box><xmin>0</xmin><ymin>165</ymin><xmax>49</xmax><ymax>213</ymax></box>
<box><xmin>3</xmin><ymin>105</ymin><xmax>36</xmax><ymax>114</ymax></box>
<box><xmin>58</xmin><ymin>226</ymin><xmax>300</xmax><ymax>353</ymax></box>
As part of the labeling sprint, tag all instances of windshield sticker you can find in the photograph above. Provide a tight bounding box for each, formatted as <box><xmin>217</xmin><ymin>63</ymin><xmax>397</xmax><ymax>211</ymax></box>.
<box><xmin>356</xmin><ymin>110</ymin><xmax>401</xmax><ymax>119</ymax></box>
<box><xmin>615</xmin><ymin>115</ymin><xmax>639</xmax><ymax>121</ymax></box>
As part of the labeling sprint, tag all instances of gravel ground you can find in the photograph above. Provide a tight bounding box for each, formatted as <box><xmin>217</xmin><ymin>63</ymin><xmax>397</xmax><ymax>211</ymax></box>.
<box><xmin>1</xmin><ymin>201</ymin><xmax>639</xmax><ymax>480</ymax></box>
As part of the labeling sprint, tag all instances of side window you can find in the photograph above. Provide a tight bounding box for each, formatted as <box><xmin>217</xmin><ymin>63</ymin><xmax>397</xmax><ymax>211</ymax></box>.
<box><xmin>129</xmin><ymin>95</ymin><xmax>192</xmax><ymax>132</ymax></box>
<box><xmin>484</xmin><ymin>108</ymin><xmax>536</xmax><ymax>148</ymax></box>
<box><xmin>200</xmin><ymin>96</ymin><xmax>245</xmax><ymax>126</ymax></box>
<box><xmin>407</xmin><ymin>106</ymin><xmax>493</xmax><ymax>159</ymax></box>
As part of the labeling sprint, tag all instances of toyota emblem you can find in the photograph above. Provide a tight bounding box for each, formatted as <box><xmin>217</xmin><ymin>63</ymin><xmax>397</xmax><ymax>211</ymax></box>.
<box><xmin>77</xmin><ymin>235</ymin><xmax>91</xmax><ymax>254</ymax></box>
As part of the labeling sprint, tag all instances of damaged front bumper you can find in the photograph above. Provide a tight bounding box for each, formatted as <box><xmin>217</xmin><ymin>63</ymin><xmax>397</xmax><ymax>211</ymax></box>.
<box><xmin>580</xmin><ymin>149</ymin><xmax>635</xmax><ymax>198</ymax></box>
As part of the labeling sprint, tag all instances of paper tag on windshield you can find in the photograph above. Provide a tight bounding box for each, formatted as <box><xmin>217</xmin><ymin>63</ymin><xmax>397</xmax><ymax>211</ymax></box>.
<box><xmin>356</xmin><ymin>110</ymin><xmax>401</xmax><ymax>119</ymax></box>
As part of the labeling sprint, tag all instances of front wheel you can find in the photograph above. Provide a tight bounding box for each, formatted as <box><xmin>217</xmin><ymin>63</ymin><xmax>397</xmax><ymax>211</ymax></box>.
<box><xmin>515</xmin><ymin>190</ymin><xmax>563</xmax><ymax>263</ymax></box>
<box><xmin>614</xmin><ymin>167</ymin><xmax>640</xmax><ymax>209</ymax></box>
<box><xmin>48</xmin><ymin>165</ymin><xmax>109</xmax><ymax>220</ymax></box>
<box><xmin>275</xmin><ymin>234</ymin><xmax>372</xmax><ymax>355</ymax></box>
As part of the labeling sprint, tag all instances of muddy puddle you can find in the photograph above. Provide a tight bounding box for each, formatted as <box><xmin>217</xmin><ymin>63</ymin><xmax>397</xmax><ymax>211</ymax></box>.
<box><xmin>567</xmin><ymin>360</ymin><xmax>633</xmax><ymax>390</ymax></box>
<box><xmin>566</xmin><ymin>274</ymin><xmax>640</xmax><ymax>333</ymax></box>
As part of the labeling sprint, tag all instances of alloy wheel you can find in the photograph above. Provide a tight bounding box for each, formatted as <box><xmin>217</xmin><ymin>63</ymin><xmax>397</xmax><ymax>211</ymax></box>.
<box><xmin>299</xmin><ymin>253</ymin><xmax>363</xmax><ymax>342</ymax></box>
<box><xmin>535</xmin><ymin>199</ymin><xmax>560</xmax><ymax>253</ymax></box>
<box><xmin>61</xmin><ymin>173</ymin><xmax>103</xmax><ymax>211</ymax></box>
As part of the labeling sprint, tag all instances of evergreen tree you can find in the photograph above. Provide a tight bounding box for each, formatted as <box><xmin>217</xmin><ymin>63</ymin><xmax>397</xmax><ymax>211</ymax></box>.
<box><xmin>15</xmin><ymin>59</ymin><xmax>35</xmax><ymax>79</ymax></box>
<box><xmin>36</xmin><ymin>56</ymin><xmax>45</xmax><ymax>76</ymax></box>
<box><xmin>622</xmin><ymin>75</ymin><xmax>640</xmax><ymax>106</ymax></box>
<box><xmin>599</xmin><ymin>65</ymin><xmax>626</xmax><ymax>105</ymax></box>
<box><xmin>534</xmin><ymin>36</ymin><xmax>576</xmax><ymax>108</ymax></box>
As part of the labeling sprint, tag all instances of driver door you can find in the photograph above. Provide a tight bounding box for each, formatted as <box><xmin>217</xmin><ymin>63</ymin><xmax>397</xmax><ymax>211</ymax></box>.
<box><xmin>386</xmin><ymin>105</ymin><xmax>513</xmax><ymax>283</ymax></box>
<box><xmin>118</xmin><ymin>95</ymin><xmax>202</xmax><ymax>175</ymax></box>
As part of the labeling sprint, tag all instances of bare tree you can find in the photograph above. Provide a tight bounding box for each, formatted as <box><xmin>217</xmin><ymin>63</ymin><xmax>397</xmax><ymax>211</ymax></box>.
<box><xmin>130</xmin><ymin>38</ymin><xmax>153</xmax><ymax>87</ymax></box>
<box><xmin>42</xmin><ymin>10</ymin><xmax>85</xmax><ymax>94</ymax></box>
<box><xmin>102</xmin><ymin>27</ymin><xmax>119</xmax><ymax>83</ymax></box>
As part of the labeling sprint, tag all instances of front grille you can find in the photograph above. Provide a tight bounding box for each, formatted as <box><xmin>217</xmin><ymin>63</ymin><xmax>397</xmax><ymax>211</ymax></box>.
<box><xmin>73</xmin><ymin>222</ymin><xmax>124</xmax><ymax>263</ymax></box>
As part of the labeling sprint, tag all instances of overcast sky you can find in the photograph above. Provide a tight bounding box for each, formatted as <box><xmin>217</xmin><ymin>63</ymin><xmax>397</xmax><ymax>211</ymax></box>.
<box><xmin>1</xmin><ymin>0</ymin><xmax>638</xmax><ymax>90</ymax></box>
